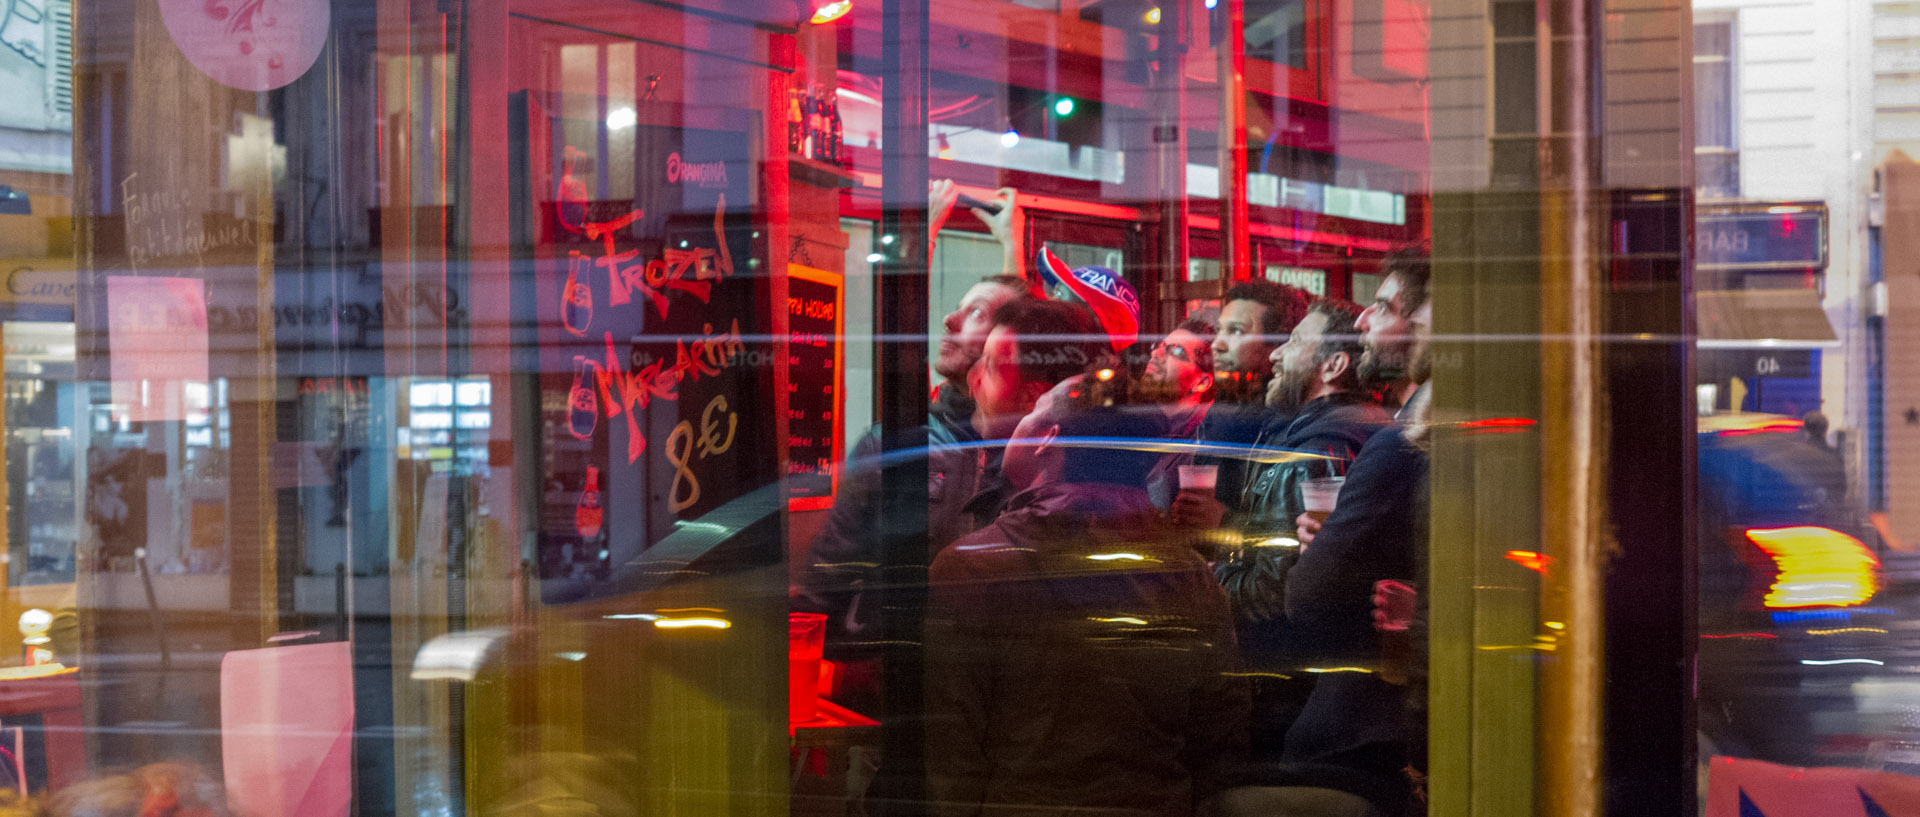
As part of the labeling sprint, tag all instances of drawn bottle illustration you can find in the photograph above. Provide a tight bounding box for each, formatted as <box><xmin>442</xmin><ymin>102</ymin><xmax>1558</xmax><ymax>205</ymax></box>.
<box><xmin>562</xmin><ymin>260</ymin><xmax>593</xmax><ymax>336</ymax></box>
<box><xmin>568</xmin><ymin>356</ymin><xmax>598</xmax><ymax>440</ymax></box>
<box><xmin>575</xmin><ymin>466</ymin><xmax>603</xmax><ymax>539</ymax></box>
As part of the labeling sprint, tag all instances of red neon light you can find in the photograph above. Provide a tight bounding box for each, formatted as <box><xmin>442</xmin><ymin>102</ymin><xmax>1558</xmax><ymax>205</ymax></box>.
<box><xmin>1505</xmin><ymin>550</ymin><xmax>1553</xmax><ymax>574</ymax></box>
<box><xmin>1458</xmin><ymin>417</ymin><xmax>1537</xmax><ymax>430</ymax></box>
<box><xmin>1718</xmin><ymin>420</ymin><xmax>1804</xmax><ymax>437</ymax></box>
<box><xmin>1700</xmin><ymin>632</ymin><xmax>1779</xmax><ymax>640</ymax></box>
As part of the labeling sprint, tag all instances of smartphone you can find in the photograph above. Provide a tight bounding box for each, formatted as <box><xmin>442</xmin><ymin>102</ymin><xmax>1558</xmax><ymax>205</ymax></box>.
<box><xmin>956</xmin><ymin>192</ymin><xmax>1004</xmax><ymax>216</ymax></box>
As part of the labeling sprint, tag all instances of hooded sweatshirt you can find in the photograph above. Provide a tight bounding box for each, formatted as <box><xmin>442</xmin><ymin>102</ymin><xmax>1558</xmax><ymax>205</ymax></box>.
<box><xmin>927</xmin><ymin>482</ymin><xmax>1249</xmax><ymax>817</ymax></box>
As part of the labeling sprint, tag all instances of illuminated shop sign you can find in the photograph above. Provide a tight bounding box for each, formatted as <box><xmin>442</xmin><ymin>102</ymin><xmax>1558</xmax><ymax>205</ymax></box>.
<box><xmin>1696</xmin><ymin>207</ymin><xmax>1827</xmax><ymax>270</ymax></box>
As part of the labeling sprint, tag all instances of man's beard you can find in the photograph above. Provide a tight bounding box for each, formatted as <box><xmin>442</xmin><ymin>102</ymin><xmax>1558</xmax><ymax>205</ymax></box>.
<box><xmin>933</xmin><ymin>339</ymin><xmax>974</xmax><ymax>382</ymax></box>
<box><xmin>1134</xmin><ymin>370</ymin><xmax>1190</xmax><ymax>405</ymax></box>
<box><xmin>1212</xmin><ymin>367</ymin><xmax>1270</xmax><ymax>405</ymax></box>
<box><xmin>1407</xmin><ymin>341</ymin><xmax>1432</xmax><ymax>385</ymax></box>
<box><xmin>1265</xmin><ymin>367</ymin><xmax>1311</xmax><ymax>414</ymax></box>
<box><xmin>1358</xmin><ymin>346</ymin><xmax>1407</xmax><ymax>386</ymax></box>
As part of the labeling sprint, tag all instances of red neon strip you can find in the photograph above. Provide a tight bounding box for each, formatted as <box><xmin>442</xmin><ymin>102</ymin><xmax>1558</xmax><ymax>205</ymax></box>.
<box><xmin>1719</xmin><ymin>421</ymin><xmax>1804</xmax><ymax>437</ymax></box>
<box><xmin>1459</xmin><ymin>417</ymin><xmax>1536</xmax><ymax>430</ymax></box>
<box><xmin>1700</xmin><ymin>632</ymin><xmax>1779</xmax><ymax>640</ymax></box>
<box><xmin>1188</xmin><ymin>215</ymin><xmax>1397</xmax><ymax>253</ymax></box>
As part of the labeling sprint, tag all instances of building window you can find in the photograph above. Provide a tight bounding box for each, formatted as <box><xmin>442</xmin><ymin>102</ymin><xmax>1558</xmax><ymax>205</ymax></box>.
<box><xmin>1695</xmin><ymin>18</ymin><xmax>1739</xmax><ymax>198</ymax></box>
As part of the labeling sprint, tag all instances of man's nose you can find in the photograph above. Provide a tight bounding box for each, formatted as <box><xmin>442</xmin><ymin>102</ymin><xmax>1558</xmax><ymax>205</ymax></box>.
<box><xmin>1269</xmin><ymin>345</ymin><xmax>1286</xmax><ymax>365</ymax></box>
<box><xmin>942</xmin><ymin>309</ymin><xmax>963</xmax><ymax>333</ymax></box>
<box><xmin>1211</xmin><ymin>336</ymin><xmax>1229</xmax><ymax>355</ymax></box>
<box><xmin>1356</xmin><ymin>306</ymin><xmax>1377</xmax><ymax>333</ymax></box>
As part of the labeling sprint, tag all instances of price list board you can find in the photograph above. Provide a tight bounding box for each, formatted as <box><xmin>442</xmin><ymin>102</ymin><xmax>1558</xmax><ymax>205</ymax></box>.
<box><xmin>786</xmin><ymin>265</ymin><xmax>843</xmax><ymax>510</ymax></box>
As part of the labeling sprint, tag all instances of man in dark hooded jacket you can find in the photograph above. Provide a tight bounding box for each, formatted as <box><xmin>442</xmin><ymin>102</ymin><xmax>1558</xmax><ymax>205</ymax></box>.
<box><xmin>1213</xmin><ymin>298</ymin><xmax>1390</xmax><ymax>762</ymax></box>
<box><xmin>927</xmin><ymin>372</ymin><xmax>1249</xmax><ymax>817</ymax></box>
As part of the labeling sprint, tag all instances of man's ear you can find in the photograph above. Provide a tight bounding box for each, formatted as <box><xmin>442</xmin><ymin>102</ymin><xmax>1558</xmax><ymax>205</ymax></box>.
<box><xmin>1194</xmin><ymin>371</ymin><xmax>1216</xmax><ymax>395</ymax></box>
<box><xmin>1032</xmin><ymin>423</ymin><xmax>1062</xmax><ymax>457</ymax></box>
<box><xmin>1320</xmin><ymin>351</ymin><xmax>1351</xmax><ymax>385</ymax></box>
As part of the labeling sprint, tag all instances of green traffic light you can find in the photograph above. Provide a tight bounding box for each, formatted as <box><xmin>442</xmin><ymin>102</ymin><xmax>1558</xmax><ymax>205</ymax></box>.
<box><xmin>1053</xmin><ymin>97</ymin><xmax>1076</xmax><ymax>117</ymax></box>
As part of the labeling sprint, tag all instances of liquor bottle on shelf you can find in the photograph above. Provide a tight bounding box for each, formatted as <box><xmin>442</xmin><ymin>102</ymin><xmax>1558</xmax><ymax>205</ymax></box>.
<box><xmin>787</xmin><ymin>88</ymin><xmax>803</xmax><ymax>156</ymax></box>
<box><xmin>827</xmin><ymin>94</ymin><xmax>845</xmax><ymax>166</ymax></box>
<box><xmin>800</xmin><ymin>86</ymin><xmax>818</xmax><ymax>161</ymax></box>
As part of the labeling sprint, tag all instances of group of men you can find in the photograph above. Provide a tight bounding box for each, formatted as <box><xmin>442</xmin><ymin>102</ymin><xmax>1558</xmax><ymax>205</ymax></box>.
<box><xmin>796</xmin><ymin>186</ymin><xmax>1437</xmax><ymax>817</ymax></box>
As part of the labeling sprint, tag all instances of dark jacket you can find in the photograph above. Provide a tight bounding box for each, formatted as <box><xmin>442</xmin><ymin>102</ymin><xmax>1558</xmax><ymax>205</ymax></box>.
<box><xmin>1218</xmin><ymin>393</ymin><xmax>1392</xmax><ymax>625</ymax></box>
<box><xmin>1196</xmin><ymin>401</ymin><xmax>1276</xmax><ymax>513</ymax></box>
<box><xmin>1266</xmin><ymin>422</ymin><xmax>1429</xmax><ymax>814</ymax></box>
<box><xmin>927</xmin><ymin>482</ymin><xmax>1250</xmax><ymax>817</ymax></box>
<box><xmin>800</xmin><ymin>386</ymin><xmax>1004</xmax><ymax>645</ymax></box>
<box><xmin>1211</xmin><ymin>393</ymin><xmax>1390</xmax><ymax>762</ymax></box>
<box><xmin>1146</xmin><ymin>402</ymin><xmax>1211</xmax><ymax>510</ymax></box>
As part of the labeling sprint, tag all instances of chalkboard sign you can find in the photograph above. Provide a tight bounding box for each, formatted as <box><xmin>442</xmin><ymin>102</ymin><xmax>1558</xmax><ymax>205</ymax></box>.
<box><xmin>525</xmin><ymin>114</ymin><xmax>775</xmax><ymax>604</ymax></box>
<box><xmin>787</xmin><ymin>265</ymin><xmax>843</xmax><ymax>509</ymax></box>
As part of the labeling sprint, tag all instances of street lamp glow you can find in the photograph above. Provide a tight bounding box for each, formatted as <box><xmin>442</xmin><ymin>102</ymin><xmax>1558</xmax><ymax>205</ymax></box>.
<box><xmin>1054</xmin><ymin>97</ymin><xmax>1076</xmax><ymax>117</ymax></box>
<box><xmin>606</xmin><ymin>106</ymin><xmax>636</xmax><ymax>130</ymax></box>
<box><xmin>1000</xmin><ymin>129</ymin><xmax>1021</xmax><ymax>149</ymax></box>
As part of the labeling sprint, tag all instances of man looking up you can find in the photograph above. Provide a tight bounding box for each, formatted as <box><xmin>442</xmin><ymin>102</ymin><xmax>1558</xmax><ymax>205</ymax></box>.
<box><xmin>797</xmin><ymin>273</ymin><xmax>1031</xmax><ymax>657</ymax></box>
<box><xmin>800</xmin><ymin>297</ymin><xmax>1099</xmax><ymax>639</ymax></box>
<box><xmin>1213</xmin><ymin>298</ymin><xmax>1392</xmax><ymax>764</ymax></box>
<box><xmin>1225</xmin><ymin>248</ymin><xmax>1430</xmax><ymax>817</ymax></box>
<box><xmin>1211</xmin><ymin>281</ymin><xmax>1311</xmax><ymax>404</ymax></box>
<box><xmin>1139</xmin><ymin>318</ymin><xmax>1217</xmax><ymax>509</ymax></box>
<box><xmin>1173</xmin><ymin>281</ymin><xmax>1311</xmax><ymax>530</ymax></box>
<box><xmin>966</xmin><ymin>298</ymin><xmax>1106</xmax><ymax>441</ymax></box>
<box><xmin>927</xmin><ymin>371</ymin><xmax>1247</xmax><ymax>816</ymax></box>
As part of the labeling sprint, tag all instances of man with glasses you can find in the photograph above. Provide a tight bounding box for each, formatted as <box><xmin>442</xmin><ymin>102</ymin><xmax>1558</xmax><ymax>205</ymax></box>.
<box><xmin>1139</xmin><ymin>318</ymin><xmax>1217</xmax><ymax>509</ymax></box>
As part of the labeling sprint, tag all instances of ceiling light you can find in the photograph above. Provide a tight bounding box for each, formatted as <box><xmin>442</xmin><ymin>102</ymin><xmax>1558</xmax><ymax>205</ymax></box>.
<box><xmin>810</xmin><ymin>1</ymin><xmax>851</xmax><ymax>24</ymax></box>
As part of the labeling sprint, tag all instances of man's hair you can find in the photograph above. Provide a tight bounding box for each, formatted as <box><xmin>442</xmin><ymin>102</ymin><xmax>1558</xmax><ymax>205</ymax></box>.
<box><xmin>1174</xmin><ymin>316</ymin><xmax>1217</xmax><ymax>372</ymax></box>
<box><xmin>1381</xmin><ymin>245</ymin><xmax>1432</xmax><ymax>314</ymax></box>
<box><xmin>980</xmin><ymin>274</ymin><xmax>1035</xmax><ymax>296</ymax></box>
<box><xmin>1223</xmin><ymin>280</ymin><xmax>1312</xmax><ymax>336</ymax></box>
<box><xmin>1309</xmin><ymin>299</ymin><xmax>1365</xmax><ymax>387</ymax></box>
<box><xmin>1053</xmin><ymin>364</ymin><xmax>1170</xmax><ymax>486</ymax></box>
<box><xmin>989</xmin><ymin>298</ymin><xmax>1104</xmax><ymax>389</ymax></box>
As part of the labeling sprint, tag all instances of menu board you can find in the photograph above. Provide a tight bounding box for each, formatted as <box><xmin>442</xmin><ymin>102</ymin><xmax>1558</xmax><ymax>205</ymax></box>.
<box><xmin>526</xmin><ymin>115</ymin><xmax>775</xmax><ymax>604</ymax></box>
<box><xmin>786</xmin><ymin>265</ymin><xmax>843</xmax><ymax>510</ymax></box>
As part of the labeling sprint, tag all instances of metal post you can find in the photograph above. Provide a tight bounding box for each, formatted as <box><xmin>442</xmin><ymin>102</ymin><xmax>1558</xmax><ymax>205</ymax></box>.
<box><xmin>1154</xmin><ymin>0</ymin><xmax>1189</xmax><ymax>310</ymax></box>
<box><xmin>1218</xmin><ymin>0</ymin><xmax>1250</xmax><ymax>282</ymax></box>
<box><xmin>874</xmin><ymin>0</ymin><xmax>932</xmax><ymax>813</ymax></box>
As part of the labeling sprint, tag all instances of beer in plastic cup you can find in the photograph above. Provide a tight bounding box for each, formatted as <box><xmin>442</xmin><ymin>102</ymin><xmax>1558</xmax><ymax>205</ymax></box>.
<box><xmin>1177</xmin><ymin>464</ymin><xmax>1219</xmax><ymax>492</ymax></box>
<box><xmin>1300</xmin><ymin>476</ymin><xmax>1345</xmax><ymax>524</ymax></box>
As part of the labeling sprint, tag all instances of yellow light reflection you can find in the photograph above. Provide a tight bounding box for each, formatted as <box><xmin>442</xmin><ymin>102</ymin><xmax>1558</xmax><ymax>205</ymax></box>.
<box><xmin>1743</xmin><ymin>526</ymin><xmax>1881</xmax><ymax>609</ymax></box>
<box><xmin>1088</xmin><ymin>553</ymin><xmax>1147</xmax><ymax>562</ymax></box>
<box><xmin>653</xmin><ymin>617</ymin><xmax>732</xmax><ymax>630</ymax></box>
<box><xmin>1304</xmin><ymin>666</ymin><xmax>1372</xmax><ymax>674</ymax></box>
<box><xmin>1091</xmin><ymin>616</ymin><xmax>1149</xmax><ymax>625</ymax></box>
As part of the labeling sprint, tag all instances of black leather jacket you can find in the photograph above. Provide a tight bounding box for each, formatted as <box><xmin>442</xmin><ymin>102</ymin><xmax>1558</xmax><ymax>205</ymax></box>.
<box><xmin>1215</xmin><ymin>392</ymin><xmax>1390</xmax><ymax>625</ymax></box>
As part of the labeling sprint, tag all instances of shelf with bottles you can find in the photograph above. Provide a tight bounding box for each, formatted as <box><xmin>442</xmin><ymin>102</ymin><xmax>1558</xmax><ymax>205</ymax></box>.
<box><xmin>786</xmin><ymin>83</ymin><xmax>851</xmax><ymax>187</ymax></box>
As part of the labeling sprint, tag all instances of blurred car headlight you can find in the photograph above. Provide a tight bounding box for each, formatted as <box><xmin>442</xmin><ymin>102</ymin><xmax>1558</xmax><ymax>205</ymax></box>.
<box><xmin>1742</xmin><ymin>526</ymin><xmax>1881</xmax><ymax>609</ymax></box>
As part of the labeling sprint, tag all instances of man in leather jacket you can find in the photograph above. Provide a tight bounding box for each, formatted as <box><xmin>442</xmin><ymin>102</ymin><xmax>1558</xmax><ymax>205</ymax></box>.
<box><xmin>1213</xmin><ymin>298</ymin><xmax>1391</xmax><ymax>764</ymax></box>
